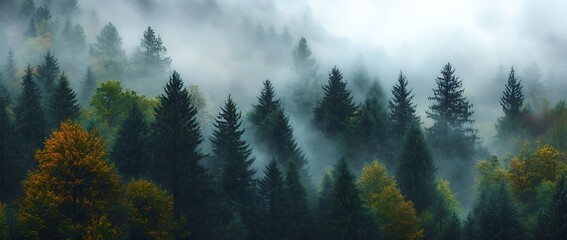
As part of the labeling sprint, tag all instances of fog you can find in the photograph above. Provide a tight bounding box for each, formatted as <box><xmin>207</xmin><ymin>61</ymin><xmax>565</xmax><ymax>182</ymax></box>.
<box><xmin>2</xmin><ymin>0</ymin><xmax>567</xmax><ymax>209</ymax></box>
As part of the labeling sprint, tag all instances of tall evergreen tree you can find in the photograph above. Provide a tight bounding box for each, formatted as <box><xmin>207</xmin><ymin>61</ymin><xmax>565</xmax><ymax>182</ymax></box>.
<box><xmin>49</xmin><ymin>72</ymin><xmax>79</xmax><ymax>128</ymax></box>
<box><xmin>61</xmin><ymin>20</ymin><xmax>86</xmax><ymax>52</ymax></box>
<box><xmin>90</xmin><ymin>22</ymin><xmax>127</xmax><ymax>80</ymax></box>
<box><xmin>249</xmin><ymin>79</ymin><xmax>280</xmax><ymax>126</ymax></box>
<box><xmin>389</xmin><ymin>71</ymin><xmax>420</xmax><ymax>137</ymax></box>
<box><xmin>257</xmin><ymin>159</ymin><xmax>287</xmax><ymax>239</ymax></box>
<box><xmin>314</xmin><ymin>66</ymin><xmax>357</xmax><ymax>138</ymax></box>
<box><xmin>135</xmin><ymin>26</ymin><xmax>171</xmax><ymax>78</ymax></box>
<box><xmin>0</xmin><ymin>82</ymin><xmax>19</xmax><ymax>202</ymax></box>
<box><xmin>497</xmin><ymin>67</ymin><xmax>524</xmax><ymax>135</ymax></box>
<box><xmin>396</xmin><ymin>124</ymin><xmax>436</xmax><ymax>213</ymax></box>
<box><xmin>15</xmin><ymin>65</ymin><xmax>46</xmax><ymax>170</ymax></box>
<box><xmin>151</xmin><ymin>71</ymin><xmax>212</xmax><ymax>239</ymax></box>
<box><xmin>322</xmin><ymin>158</ymin><xmax>374</xmax><ymax>240</ymax></box>
<box><xmin>290</xmin><ymin>37</ymin><xmax>320</xmax><ymax>115</ymax></box>
<box><xmin>2</xmin><ymin>48</ymin><xmax>17</xmax><ymax>98</ymax></box>
<box><xmin>80</xmin><ymin>67</ymin><xmax>96</xmax><ymax>105</ymax></box>
<box><xmin>111</xmin><ymin>103</ymin><xmax>150</xmax><ymax>179</ymax></box>
<box><xmin>536</xmin><ymin>174</ymin><xmax>567</xmax><ymax>239</ymax></box>
<box><xmin>284</xmin><ymin>162</ymin><xmax>312</xmax><ymax>239</ymax></box>
<box><xmin>210</xmin><ymin>95</ymin><xmax>257</xmax><ymax>227</ymax></box>
<box><xmin>36</xmin><ymin>51</ymin><xmax>60</xmax><ymax>99</ymax></box>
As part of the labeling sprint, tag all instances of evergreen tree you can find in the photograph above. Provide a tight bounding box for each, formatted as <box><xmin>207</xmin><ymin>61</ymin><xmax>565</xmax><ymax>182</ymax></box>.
<box><xmin>257</xmin><ymin>159</ymin><xmax>286</xmax><ymax>239</ymax></box>
<box><xmin>389</xmin><ymin>71</ymin><xmax>420</xmax><ymax>137</ymax></box>
<box><xmin>36</xmin><ymin>51</ymin><xmax>60</xmax><ymax>99</ymax></box>
<box><xmin>3</xmin><ymin>48</ymin><xmax>17</xmax><ymax>98</ymax></box>
<box><xmin>322</xmin><ymin>158</ymin><xmax>374</xmax><ymax>240</ymax></box>
<box><xmin>210</xmin><ymin>95</ymin><xmax>257</xmax><ymax>228</ymax></box>
<box><xmin>80</xmin><ymin>67</ymin><xmax>96</xmax><ymax>105</ymax></box>
<box><xmin>25</xmin><ymin>18</ymin><xmax>37</xmax><ymax>38</ymax></box>
<box><xmin>536</xmin><ymin>174</ymin><xmax>567</xmax><ymax>239</ymax></box>
<box><xmin>49</xmin><ymin>72</ymin><xmax>79</xmax><ymax>128</ymax></box>
<box><xmin>249</xmin><ymin>79</ymin><xmax>280</xmax><ymax>126</ymax></box>
<box><xmin>0</xmin><ymin>82</ymin><xmax>19</xmax><ymax>202</ymax></box>
<box><xmin>396</xmin><ymin>124</ymin><xmax>436</xmax><ymax>213</ymax></box>
<box><xmin>497</xmin><ymin>67</ymin><xmax>524</xmax><ymax>135</ymax></box>
<box><xmin>61</xmin><ymin>20</ymin><xmax>86</xmax><ymax>52</ymax></box>
<box><xmin>314</xmin><ymin>66</ymin><xmax>357</xmax><ymax>138</ymax></box>
<box><xmin>135</xmin><ymin>26</ymin><xmax>171</xmax><ymax>78</ymax></box>
<box><xmin>284</xmin><ymin>162</ymin><xmax>312</xmax><ymax>239</ymax></box>
<box><xmin>19</xmin><ymin>0</ymin><xmax>35</xmax><ymax>19</ymax></box>
<box><xmin>90</xmin><ymin>22</ymin><xmax>127</xmax><ymax>81</ymax></box>
<box><xmin>151</xmin><ymin>71</ymin><xmax>212</xmax><ymax>239</ymax></box>
<box><xmin>290</xmin><ymin>37</ymin><xmax>320</xmax><ymax>115</ymax></box>
<box><xmin>58</xmin><ymin>0</ymin><xmax>80</xmax><ymax>16</ymax></box>
<box><xmin>15</xmin><ymin>65</ymin><xmax>46</xmax><ymax>170</ymax></box>
<box><xmin>111</xmin><ymin>103</ymin><xmax>150</xmax><ymax>179</ymax></box>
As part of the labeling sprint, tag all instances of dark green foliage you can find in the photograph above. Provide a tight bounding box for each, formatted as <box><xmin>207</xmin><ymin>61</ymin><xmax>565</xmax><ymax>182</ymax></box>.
<box><xmin>249</xmin><ymin>80</ymin><xmax>280</xmax><ymax>126</ymax></box>
<box><xmin>224</xmin><ymin>212</ymin><xmax>250</xmax><ymax>240</ymax></box>
<box><xmin>15</xmin><ymin>65</ymin><xmax>46</xmax><ymax>169</ymax></box>
<box><xmin>314</xmin><ymin>66</ymin><xmax>357</xmax><ymax>138</ymax></box>
<box><xmin>49</xmin><ymin>72</ymin><xmax>79</xmax><ymax>128</ymax></box>
<box><xmin>150</xmin><ymin>71</ymin><xmax>212</xmax><ymax>239</ymax></box>
<box><xmin>321</xmin><ymin>158</ymin><xmax>375</xmax><ymax>240</ymax></box>
<box><xmin>284</xmin><ymin>162</ymin><xmax>312</xmax><ymax>239</ymax></box>
<box><xmin>134</xmin><ymin>26</ymin><xmax>171</xmax><ymax>78</ymax></box>
<box><xmin>396</xmin><ymin>124</ymin><xmax>436</xmax><ymax>213</ymax></box>
<box><xmin>290</xmin><ymin>37</ymin><xmax>320</xmax><ymax>115</ymax></box>
<box><xmin>536</xmin><ymin>175</ymin><xmax>567</xmax><ymax>239</ymax></box>
<box><xmin>210</xmin><ymin>95</ymin><xmax>257</xmax><ymax>227</ymax></box>
<box><xmin>424</xmin><ymin>190</ymin><xmax>462</xmax><ymax>240</ymax></box>
<box><xmin>257</xmin><ymin>159</ymin><xmax>287</xmax><ymax>239</ymax></box>
<box><xmin>389</xmin><ymin>71</ymin><xmax>420</xmax><ymax>137</ymax></box>
<box><xmin>111</xmin><ymin>103</ymin><xmax>149</xmax><ymax>179</ymax></box>
<box><xmin>466</xmin><ymin>183</ymin><xmax>524</xmax><ymax>240</ymax></box>
<box><xmin>497</xmin><ymin>67</ymin><xmax>524</xmax><ymax>136</ymax></box>
<box><xmin>0</xmin><ymin>82</ymin><xmax>20</xmax><ymax>202</ymax></box>
<box><xmin>36</xmin><ymin>51</ymin><xmax>60</xmax><ymax>99</ymax></box>
<box><xmin>2</xmin><ymin>48</ymin><xmax>17</xmax><ymax>99</ymax></box>
<box><xmin>80</xmin><ymin>67</ymin><xmax>96</xmax><ymax>105</ymax></box>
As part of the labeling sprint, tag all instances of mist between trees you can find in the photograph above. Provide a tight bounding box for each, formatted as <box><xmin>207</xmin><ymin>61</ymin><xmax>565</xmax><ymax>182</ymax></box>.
<box><xmin>0</xmin><ymin>0</ymin><xmax>567</xmax><ymax>239</ymax></box>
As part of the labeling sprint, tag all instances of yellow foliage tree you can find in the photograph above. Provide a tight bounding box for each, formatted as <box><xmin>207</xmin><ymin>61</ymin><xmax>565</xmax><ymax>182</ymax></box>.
<box><xmin>358</xmin><ymin>160</ymin><xmax>424</xmax><ymax>240</ymax></box>
<box><xmin>17</xmin><ymin>121</ymin><xmax>122</xmax><ymax>239</ymax></box>
<box><xmin>475</xmin><ymin>155</ymin><xmax>508</xmax><ymax>190</ymax></box>
<box><xmin>436</xmin><ymin>179</ymin><xmax>462</xmax><ymax>215</ymax></box>
<box><xmin>126</xmin><ymin>179</ymin><xmax>174</xmax><ymax>240</ymax></box>
<box><xmin>508</xmin><ymin>145</ymin><xmax>567</xmax><ymax>203</ymax></box>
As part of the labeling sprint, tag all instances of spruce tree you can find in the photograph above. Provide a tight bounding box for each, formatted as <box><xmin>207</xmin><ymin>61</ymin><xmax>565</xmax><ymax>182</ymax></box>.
<box><xmin>90</xmin><ymin>22</ymin><xmax>127</xmax><ymax>80</ymax></box>
<box><xmin>497</xmin><ymin>67</ymin><xmax>524</xmax><ymax>135</ymax></box>
<box><xmin>0</xmin><ymin>82</ymin><xmax>19</xmax><ymax>202</ymax></box>
<box><xmin>396</xmin><ymin>124</ymin><xmax>436</xmax><ymax>213</ymax></box>
<box><xmin>80</xmin><ymin>67</ymin><xmax>96</xmax><ymax>105</ymax></box>
<box><xmin>111</xmin><ymin>103</ymin><xmax>150</xmax><ymax>179</ymax></box>
<box><xmin>15</xmin><ymin>65</ymin><xmax>46</xmax><ymax>169</ymax></box>
<box><xmin>257</xmin><ymin>159</ymin><xmax>287</xmax><ymax>239</ymax></box>
<box><xmin>135</xmin><ymin>26</ymin><xmax>171</xmax><ymax>78</ymax></box>
<box><xmin>284</xmin><ymin>162</ymin><xmax>312</xmax><ymax>239</ymax></box>
<box><xmin>314</xmin><ymin>66</ymin><xmax>357</xmax><ymax>138</ymax></box>
<box><xmin>210</xmin><ymin>95</ymin><xmax>257</xmax><ymax>225</ymax></box>
<box><xmin>36</xmin><ymin>51</ymin><xmax>60</xmax><ymax>99</ymax></box>
<box><xmin>49</xmin><ymin>72</ymin><xmax>80</xmax><ymax>128</ymax></box>
<box><xmin>249</xmin><ymin>79</ymin><xmax>280</xmax><ymax>126</ymax></box>
<box><xmin>389</xmin><ymin>71</ymin><xmax>420</xmax><ymax>137</ymax></box>
<box><xmin>151</xmin><ymin>71</ymin><xmax>212</xmax><ymax>239</ymax></box>
<box><xmin>290</xmin><ymin>37</ymin><xmax>320</xmax><ymax>115</ymax></box>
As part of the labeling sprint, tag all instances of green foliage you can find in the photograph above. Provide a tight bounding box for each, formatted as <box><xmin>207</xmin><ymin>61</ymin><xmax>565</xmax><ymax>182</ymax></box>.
<box><xmin>389</xmin><ymin>71</ymin><xmax>420</xmax><ymax>137</ymax></box>
<box><xmin>111</xmin><ymin>103</ymin><xmax>150</xmax><ymax>179</ymax></box>
<box><xmin>497</xmin><ymin>67</ymin><xmax>525</xmax><ymax>137</ymax></box>
<box><xmin>284</xmin><ymin>162</ymin><xmax>313</xmax><ymax>239</ymax></box>
<box><xmin>249</xmin><ymin>79</ymin><xmax>280</xmax><ymax>126</ymax></box>
<box><xmin>535</xmin><ymin>174</ymin><xmax>567</xmax><ymax>240</ymax></box>
<box><xmin>396</xmin><ymin>125</ymin><xmax>436</xmax><ymax>213</ymax></box>
<box><xmin>0</xmin><ymin>85</ymin><xmax>20</xmax><ymax>202</ymax></box>
<box><xmin>125</xmin><ymin>179</ymin><xmax>174</xmax><ymax>240</ymax></box>
<box><xmin>90</xmin><ymin>22</ymin><xmax>127</xmax><ymax>81</ymax></box>
<box><xmin>150</xmin><ymin>71</ymin><xmax>212</xmax><ymax>239</ymax></box>
<box><xmin>133</xmin><ymin>26</ymin><xmax>171</xmax><ymax>79</ymax></box>
<box><xmin>257</xmin><ymin>159</ymin><xmax>286</xmax><ymax>239</ymax></box>
<box><xmin>36</xmin><ymin>51</ymin><xmax>60</xmax><ymax>100</ymax></box>
<box><xmin>80</xmin><ymin>67</ymin><xmax>96</xmax><ymax>105</ymax></box>
<box><xmin>290</xmin><ymin>37</ymin><xmax>320</xmax><ymax>115</ymax></box>
<box><xmin>49</xmin><ymin>72</ymin><xmax>80</xmax><ymax>128</ymax></box>
<box><xmin>314</xmin><ymin>66</ymin><xmax>357</xmax><ymax>138</ymax></box>
<box><xmin>224</xmin><ymin>212</ymin><xmax>250</xmax><ymax>240</ymax></box>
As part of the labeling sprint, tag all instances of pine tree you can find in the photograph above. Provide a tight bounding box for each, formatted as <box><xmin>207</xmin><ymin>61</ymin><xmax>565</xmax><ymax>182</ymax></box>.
<box><xmin>284</xmin><ymin>162</ymin><xmax>312</xmax><ymax>239</ymax></box>
<box><xmin>322</xmin><ymin>158</ymin><xmax>374</xmax><ymax>240</ymax></box>
<box><xmin>257</xmin><ymin>159</ymin><xmax>287</xmax><ymax>239</ymax></box>
<box><xmin>0</xmin><ymin>82</ymin><xmax>19</xmax><ymax>202</ymax></box>
<box><xmin>111</xmin><ymin>103</ymin><xmax>150</xmax><ymax>179</ymax></box>
<box><xmin>249</xmin><ymin>79</ymin><xmax>280</xmax><ymax>126</ymax></box>
<box><xmin>314</xmin><ymin>66</ymin><xmax>357</xmax><ymax>138</ymax></box>
<box><xmin>389</xmin><ymin>71</ymin><xmax>420</xmax><ymax>137</ymax></box>
<box><xmin>396</xmin><ymin>124</ymin><xmax>436</xmax><ymax>213</ymax></box>
<box><xmin>80</xmin><ymin>67</ymin><xmax>96</xmax><ymax>105</ymax></box>
<box><xmin>135</xmin><ymin>26</ymin><xmax>171</xmax><ymax>78</ymax></box>
<box><xmin>210</xmin><ymin>95</ymin><xmax>257</xmax><ymax>225</ymax></box>
<box><xmin>90</xmin><ymin>22</ymin><xmax>127</xmax><ymax>81</ymax></box>
<box><xmin>36</xmin><ymin>51</ymin><xmax>61</xmax><ymax>99</ymax></box>
<box><xmin>15</xmin><ymin>65</ymin><xmax>46</xmax><ymax>169</ymax></box>
<box><xmin>150</xmin><ymin>71</ymin><xmax>212</xmax><ymax>239</ymax></box>
<box><xmin>497</xmin><ymin>67</ymin><xmax>524</xmax><ymax>135</ymax></box>
<box><xmin>49</xmin><ymin>72</ymin><xmax>79</xmax><ymax>128</ymax></box>
<box><xmin>290</xmin><ymin>37</ymin><xmax>320</xmax><ymax>115</ymax></box>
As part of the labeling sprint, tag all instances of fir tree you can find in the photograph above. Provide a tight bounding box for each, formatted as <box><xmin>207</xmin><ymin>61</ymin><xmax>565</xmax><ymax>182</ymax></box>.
<box><xmin>257</xmin><ymin>159</ymin><xmax>287</xmax><ymax>239</ymax></box>
<box><xmin>497</xmin><ymin>67</ymin><xmax>524</xmax><ymax>135</ymax></box>
<box><xmin>62</xmin><ymin>20</ymin><xmax>86</xmax><ymax>52</ymax></box>
<box><xmin>536</xmin><ymin>174</ymin><xmax>567</xmax><ymax>239</ymax></box>
<box><xmin>151</xmin><ymin>71</ymin><xmax>212</xmax><ymax>239</ymax></box>
<box><xmin>389</xmin><ymin>71</ymin><xmax>420</xmax><ymax>137</ymax></box>
<box><xmin>111</xmin><ymin>103</ymin><xmax>150</xmax><ymax>179</ymax></box>
<box><xmin>135</xmin><ymin>26</ymin><xmax>171</xmax><ymax>78</ymax></box>
<box><xmin>15</xmin><ymin>65</ymin><xmax>46</xmax><ymax>170</ymax></box>
<box><xmin>284</xmin><ymin>162</ymin><xmax>312</xmax><ymax>239</ymax></box>
<box><xmin>290</xmin><ymin>37</ymin><xmax>320</xmax><ymax>115</ymax></box>
<box><xmin>90</xmin><ymin>22</ymin><xmax>127</xmax><ymax>81</ymax></box>
<box><xmin>49</xmin><ymin>72</ymin><xmax>79</xmax><ymax>128</ymax></box>
<box><xmin>396</xmin><ymin>124</ymin><xmax>436</xmax><ymax>213</ymax></box>
<box><xmin>36</xmin><ymin>51</ymin><xmax>60</xmax><ymax>99</ymax></box>
<box><xmin>80</xmin><ymin>67</ymin><xmax>96</xmax><ymax>105</ymax></box>
<box><xmin>0</xmin><ymin>82</ymin><xmax>19</xmax><ymax>202</ymax></box>
<box><xmin>210</xmin><ymin>95</ymin><xmax>257</xmax><ymax>227</ymax></box>
<box><xmin>314</xmin><ymin>66</ymin><xmax>357</xmax><ymax>138</ymax></box>
<box><xmin>249</xmin><ymin>79</ymin><xmax>280</xmax><ymax>126</ymax></box>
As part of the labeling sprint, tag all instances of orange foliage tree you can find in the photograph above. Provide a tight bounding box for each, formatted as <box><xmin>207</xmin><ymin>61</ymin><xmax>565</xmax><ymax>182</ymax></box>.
<box><xmin>358</xmin><ymin>160</ymin><xmax>424</xmax><ymax>240</ymax></box>
<box><xmin>17</xmin><ymin>121</ymin><xmax>122</xmax><ymax>239</ymax></box>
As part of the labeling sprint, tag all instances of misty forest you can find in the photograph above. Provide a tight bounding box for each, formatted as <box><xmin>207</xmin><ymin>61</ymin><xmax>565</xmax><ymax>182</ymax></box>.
<box><xmin>1</xmin><ymin>0</ymin><xmax>567</xmax><ymax>239</ymax></box>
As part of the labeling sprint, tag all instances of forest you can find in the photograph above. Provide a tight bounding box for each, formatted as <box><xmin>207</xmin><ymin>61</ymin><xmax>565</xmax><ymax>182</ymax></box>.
<box><xmin>0</xmin><ymin>0</ymin><xmax>566</xmax><ymax>239</ymax></box>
